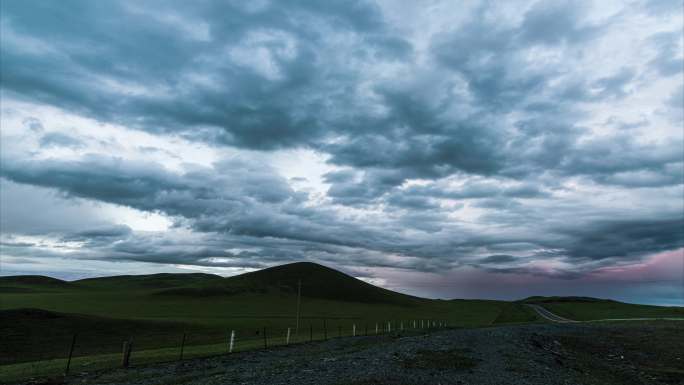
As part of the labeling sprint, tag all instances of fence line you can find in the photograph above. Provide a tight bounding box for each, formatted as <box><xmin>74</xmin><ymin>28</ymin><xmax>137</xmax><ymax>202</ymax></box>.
<box><xmin>2</xmin><ymin>319</ymin><xmax>450</xmax><ymax>383</ymax></box>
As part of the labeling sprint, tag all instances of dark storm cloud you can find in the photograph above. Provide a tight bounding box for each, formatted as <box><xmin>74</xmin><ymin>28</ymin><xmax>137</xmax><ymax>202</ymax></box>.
<box><xmin>1</xmin><ymin>156</ymin><xmax>187</xmax><ymax>205</ymax></box>
<box><xmin>2</xmin><ymin>0</ymin><xmax>676</xmax><ymax>190</ymax></box>
<box><xmin>23</xmin><ymin>117</ymin><xmax>44</xmax><ymax>133</ymax></box>
<box><xmin>0</xmin><ymin>156</ymin><xmax>408</xmax><ymax>257</ymax></box>
<box><xmin>432</xmin><ymin>1</ymin><xmax>602</xmax><ymax>110</ymax></box>
<box><xmin>62</xmin><ymin>225</ymin><xmax>132</xmax><ymax>242</ymax></box>
<box><xmin>478</xmin><ymin>255</ymin><xmax>517</xmax><ymax>264</ymax></box>
<box><xmin>518</xmin><ymin>1</ymin><xmax>602</xmax><ymax>45</ymax></box>
<box><xmin>0</xmin><ymin>154</ymin><xmax>306</xmax><ymax>220</ymax></box>
<box><xmin>2</xmin><ymin>149</ymin><xmax>681</xmax><ymax>277</ymax></box>
<box><xmin>558</xmin><ymin>134</ymin><xmax>683</xmax><ymax>185</ymax></box>
<box><xmin>592</xmin><ymin>68</ymin><xmax>636</xmax><ymax>99</ymax></box>
<box><xmin>385</xmin><ymin>194</ymin><xmax>439</xmax><ymax>210</ymax></box>
<box><xmin>39</xmin><ymin>132</ymin><xmax>85</xmax><ymax>149</ymax></box>
<box><xmin>1</xmin><ymin>0</ymin><xmax>400</xmax><ymax>150</ymax></box>
<box><xmin>555</xmin><ymin>218</ymin><xmax>684</xmax><ymax>261</ymax></box>
<box><xmin>59</xmin><ymin>226</ymin><xmax>132</xmax><ymax>248</ymax></box>
<box><xmin>401</xmin><ymin>181</ymin><xmax>550</xmax><ymax>201</ymax></box>
<box><xmin>1</xmin><ymin>0</ymin><xmax>682</xmax><ymax>294</ymax></box>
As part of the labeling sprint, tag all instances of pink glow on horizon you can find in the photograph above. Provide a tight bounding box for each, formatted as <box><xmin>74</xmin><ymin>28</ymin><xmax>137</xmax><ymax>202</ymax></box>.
<box><xmin>589</xmin><ymin>248</ymin><xmax>684</xmax><ymax>282</ymax></box>
<box><xmin>359</xmin><ymin>248</ymin><xmax>684</xmax><ymax>304</ymax></box>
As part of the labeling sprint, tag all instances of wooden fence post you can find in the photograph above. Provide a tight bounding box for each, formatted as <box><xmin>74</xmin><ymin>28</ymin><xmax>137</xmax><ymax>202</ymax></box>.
<box><xmin>263</xmin><ymin>327</ymin><xmax>267</xmax><ymax>349</ymax></box>
<box><xmin>179</xmin><ymin>333</ymin><xmax>186</xmax><ymax>361</ymax></box>
<box><xmin>121</xmin><ymin>339</ymin><xmax>133</xmax><ymax>368</ymax></box>
<box><xmin>64</xmin><ymin>333</ymin><xmax>77</xmax><ymax>375</ymax></box>
<box><xmin>121</xmin><ymin>341</ymin><xmax>128</xmax><ymax>368</ymax></box>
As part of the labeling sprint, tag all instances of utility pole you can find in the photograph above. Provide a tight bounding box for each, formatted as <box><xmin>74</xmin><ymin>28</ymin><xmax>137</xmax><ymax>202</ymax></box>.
<box><xmin>295</xmin><ymin>279</ymin><xmax>301</xmax><ymax>340</ymax></box>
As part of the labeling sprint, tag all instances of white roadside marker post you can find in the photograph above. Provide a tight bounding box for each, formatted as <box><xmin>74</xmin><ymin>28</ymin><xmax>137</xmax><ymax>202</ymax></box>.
<box><xmin>229</xmin><ymin>330</ymin><xmax>235</xmax><ymax>353</ymax></box>
<box><xmin>375</xmin><ymin>323</ymin><xmax>379</xmax><ymax>335</ymax></box>
<box><xmin>353</xmin><ymin>324</ymin><xmax>356</xmax><ymax>337</ymax></box>
<box><xmin>400</xmin><ymin>321</ymin><xmax>403</xmax><ymax>331</ymax></box>
<box><xmin>388</xmin><ymin>321</ymin><xmax>391</xmax><ymax>333</ymax></box>
<box><xmin>286</xmin><ymin>328</ymin><xmax>291</xmax><ymax>345</ymax></box>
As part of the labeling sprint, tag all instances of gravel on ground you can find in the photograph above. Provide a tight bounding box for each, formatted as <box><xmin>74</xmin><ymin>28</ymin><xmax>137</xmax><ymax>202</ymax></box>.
<box><xmin>21</xmin><ymin>321</ymin><xmax>684</xmax><ymax>385</ymax></box>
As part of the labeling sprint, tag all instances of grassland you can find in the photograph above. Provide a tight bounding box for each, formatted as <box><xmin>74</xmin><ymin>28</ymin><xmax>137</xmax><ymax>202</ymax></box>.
<box><xmin>1</xmin><ymin>262</ymin><xmax>682</xmax><ymax>383</ymax></box>
<box><xmin>1</xmin><ymin>263</ymin><xmax>533</xmax><ymax>382</ymax></box>
<box><xmin>522</xmin><ymin>296</ymin><xmax>684</xmax><ymax>321</ymax></box>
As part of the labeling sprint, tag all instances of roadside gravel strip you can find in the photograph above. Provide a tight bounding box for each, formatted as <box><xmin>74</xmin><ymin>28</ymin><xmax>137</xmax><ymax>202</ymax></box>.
<box><xmin>23</xmin><ymin>321</ymin><xmax>684</xmax><ymax>385</ymax></box>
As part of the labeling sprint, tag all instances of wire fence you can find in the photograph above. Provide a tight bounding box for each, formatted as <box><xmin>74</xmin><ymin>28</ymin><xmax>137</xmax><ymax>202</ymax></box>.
<box><xmin>1</xmin><ymin>318</ymin><xmax>449</xmax><ymax>382</ymax></box>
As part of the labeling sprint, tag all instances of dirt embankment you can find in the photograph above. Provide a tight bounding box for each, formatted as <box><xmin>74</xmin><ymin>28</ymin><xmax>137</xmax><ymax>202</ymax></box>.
<box><xmin>23</xmin><ymin>322</ymin><xmax>684</xmax><ymax>385</ymax></box>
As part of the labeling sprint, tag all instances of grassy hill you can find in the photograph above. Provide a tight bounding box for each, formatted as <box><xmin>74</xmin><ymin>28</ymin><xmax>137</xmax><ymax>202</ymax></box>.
<box><xmin>1</xmin><ymin>262</ymin><xmax>683</xmax><ymax>382</ymax></box>
<box><xmin>0</xmin><ymin>275</ymin><xmax>74</xmax><ymax>293</ymax></box>
<box><xmin>1</xmin><ymin>262</ymin><xmax>529</xmax><ymax>380</ymax></box>
<box><xmin>0</xmin><ymin>262</ymin><xmax>523</xmax><ymax>332</ymax></box>
<box><xmin>1</xmin><ymin>263</ymin><xmax>421</xmax><ymax>304</ymax></box>
<box><xmin>75</xmin><ymin>272</ymin><xmax>226</xmax><ymax>290</ymax></box>
<box><xmin>217</xmin><ymin>262</ymin><xmax>423</xmax><ymax>304</ymax></box>
<box><xmin>521</xmin><ymin>296</ymin><xmax>684</xmax><ymax>321</ymax></box>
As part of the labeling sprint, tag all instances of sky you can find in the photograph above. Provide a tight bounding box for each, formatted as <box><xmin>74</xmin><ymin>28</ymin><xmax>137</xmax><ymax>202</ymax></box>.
<box><xmin>0</xmin><ymin>0</ymin><xmax>682</xmax><ymax>306</ymax></box>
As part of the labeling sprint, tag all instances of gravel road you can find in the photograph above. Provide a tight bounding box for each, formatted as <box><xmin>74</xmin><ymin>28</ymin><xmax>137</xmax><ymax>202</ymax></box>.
<box><xmin>25</xmin><ymin>321</ymin><xmax>684</xmax><ymax>385</ymax></box>
<box><xmin>526</xmin><ymin>305</ymin><xmax>577</xmax><ymax>323</ymax></box>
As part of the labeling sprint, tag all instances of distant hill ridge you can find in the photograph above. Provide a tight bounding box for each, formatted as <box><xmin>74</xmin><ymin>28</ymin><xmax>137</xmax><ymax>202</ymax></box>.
<box><xmin>0</xmin><ymin>262</ymin><xmax>421</xmax><ymax>305</ymax></box>
<box><xmin>0</xmin><ymin>275</ymin><xmax>72</xmax><ymax>286</ymax></box>
<box><xmin>0</xmin><ymin>264</ymin><xmax>664</xmax><ymax>307</ymax></box>
<box><xmin>521</xmin><ymin>296</ymin><xmax>618</xmax><ymax>304</ymax></box>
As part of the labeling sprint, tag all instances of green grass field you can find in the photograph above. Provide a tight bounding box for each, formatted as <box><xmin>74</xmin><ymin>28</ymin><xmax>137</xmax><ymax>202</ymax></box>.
<box><xmin>1</xmin><ymin>262</ymin><xmax>681</xmax><ymax>383</ymax></box>
<box><xmin>523</xmin><ymin>296</ymin><xmax>684</xmax><ymax>321</ymax></box>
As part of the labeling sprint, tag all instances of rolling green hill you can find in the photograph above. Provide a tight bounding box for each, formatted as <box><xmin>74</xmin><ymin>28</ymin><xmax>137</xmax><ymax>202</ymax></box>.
<box><xmin>2</xmin><ymin>262</ymin><xmax>683</xmax><ymax>382</ymax></box>
<box><xmin>0</xmin><ymin>262</ymin><xmax>514</xmax><ymax>329</ymax></box>
<box><xmin>218</xmin><ymin>262</ymin><xmax>423</xmax><ymax>304</ymax></box>
<box><xmin>0</xmin><ymin>275</ymin><xmax>74</xmax><ymax>293</ymax></box>
<box><xmin>1</xmin><ymin>262</ymin><xmax>527</xmax><ymax>378</ymax></box>
<box><xmin>0</xmin><ymin>263</ymin><xmax>420</xmax><ymax>304</ymax></box>
<box><xmin>521</xmin><ymin>296</ymin><xmax>684</xmax><ymax>320</ymax></box>
<box><xmin>75</xmin><ymin>272</ymin><xmax>226</xmax><ymax>290</ymax></box>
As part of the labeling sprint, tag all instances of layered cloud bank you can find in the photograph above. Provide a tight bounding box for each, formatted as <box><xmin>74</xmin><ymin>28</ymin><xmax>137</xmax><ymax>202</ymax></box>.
<box><xmin>1</xmin><ymin>0</ymin><xmax>682</xmax><ymax>304</ymax></box>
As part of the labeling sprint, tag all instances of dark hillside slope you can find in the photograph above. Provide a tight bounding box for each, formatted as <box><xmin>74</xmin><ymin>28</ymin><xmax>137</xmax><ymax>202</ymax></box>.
<box><xmin>223</xmin><ymin>262</ymin><xmax>422</xmax><ymax>305</ymax></box>
<box><xmin>0</xmin><ymin>275</ymin><xmax>73</xmax><ymax>292</ymax></box>
<box><xmin>0</xmin><ymin>308</ymin><xmax>194</xmax><ymax>364</ymax></box>
<box><xmin>54</xmin><ymin>262</ymin><xmax>422</xmax><ymax>305</ymax></box>
<box><xmin>75</xmin><ymin>272</ymin><xmax>225</xmax><ymax>289</ymax></box>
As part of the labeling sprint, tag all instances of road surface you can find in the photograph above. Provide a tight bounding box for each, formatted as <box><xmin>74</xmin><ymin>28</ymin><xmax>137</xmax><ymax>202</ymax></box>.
<box><xmin>526</xmin><ymin>304</ymin><xmax>578</xmax><ymax>323</ymax></box>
